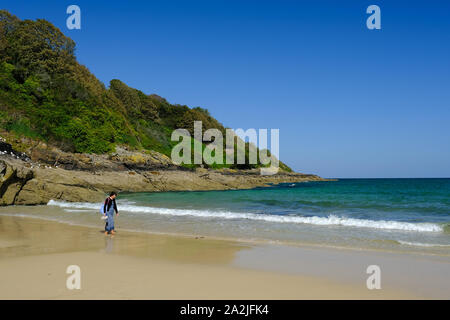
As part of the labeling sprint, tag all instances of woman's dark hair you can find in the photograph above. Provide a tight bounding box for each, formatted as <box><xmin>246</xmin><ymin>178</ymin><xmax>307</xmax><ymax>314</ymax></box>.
<box><xmin>110</xmin><ymin>191</ymin><xmax>117</xmax><ymax>197</ymax></box>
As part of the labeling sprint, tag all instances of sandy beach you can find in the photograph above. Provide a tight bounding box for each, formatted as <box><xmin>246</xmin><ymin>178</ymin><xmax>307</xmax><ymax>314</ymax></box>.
<box><xmin>1</xmin><ymin>215</ymin><xmax>448</xmax><ymax>299</ymax></box>
<box><xmin>0</xmin><ymin>0</ymin><xmax>449</xmax><ymax>305</ymax></box>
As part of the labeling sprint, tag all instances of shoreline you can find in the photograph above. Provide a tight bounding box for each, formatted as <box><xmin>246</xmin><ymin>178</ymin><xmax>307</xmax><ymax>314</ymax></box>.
<box><xmin>1</xmin><ymin>215</ymin><xmax>449</xmax><ymax>299</ymax></box>
<box><xmin>1</xmin><ymin>210</ymin><xmax>449</xmax><ymax>259</ymax></box>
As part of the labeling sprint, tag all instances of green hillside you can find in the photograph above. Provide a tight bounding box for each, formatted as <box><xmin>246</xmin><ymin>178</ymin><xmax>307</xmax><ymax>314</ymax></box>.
<box><xmin>0</xmin><ymin>10</ymin><xmax>291</xmax><ymax>171</ymax></box>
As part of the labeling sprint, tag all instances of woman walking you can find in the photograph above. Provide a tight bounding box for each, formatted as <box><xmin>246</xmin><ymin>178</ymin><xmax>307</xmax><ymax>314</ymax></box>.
<box><xmin>103</xmin><ymin>192</ymin><xmax>119</xmax><ymax>235</ymax></box>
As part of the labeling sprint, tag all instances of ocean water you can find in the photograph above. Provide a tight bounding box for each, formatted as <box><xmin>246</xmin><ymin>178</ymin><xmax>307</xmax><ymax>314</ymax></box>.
<box><xmin>2</xmin><ymin>179</ymin><xmax>450</xmax><ymax>255</ymax></box>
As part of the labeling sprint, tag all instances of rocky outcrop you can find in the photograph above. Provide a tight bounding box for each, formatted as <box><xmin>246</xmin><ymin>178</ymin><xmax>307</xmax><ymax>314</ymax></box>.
<box><xmin>0</xmin><ymin>140</ymin><xmax>328</xmax><ymax>206</ymax></box>
<box><xmin>0</xmin><ymin>159</ymin><xmax>34</xmax><ymax>205</ymax></box>
<box><xmin>0</xmin><ymin>156</ymin><xmax>326</xmax><ymax>205</ymax></box>
<box><xmin>28</xmin><ymin>144</ymin><xmax>177</xmax><ymax>172</ymax></box>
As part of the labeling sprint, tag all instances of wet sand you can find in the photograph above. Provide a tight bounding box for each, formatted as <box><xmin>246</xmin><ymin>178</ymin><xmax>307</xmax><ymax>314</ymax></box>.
<box><xmin>0</xmin><ymin>215</ymin><xmax>442</xmax><ymax>299</ymax></box>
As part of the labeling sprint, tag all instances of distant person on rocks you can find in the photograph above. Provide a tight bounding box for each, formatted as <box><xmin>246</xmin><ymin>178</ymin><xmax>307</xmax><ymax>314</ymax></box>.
<box><xmin>103</xmin><ymin>192</ymin><xmax>119</xmax><ymax>235</ymax></box>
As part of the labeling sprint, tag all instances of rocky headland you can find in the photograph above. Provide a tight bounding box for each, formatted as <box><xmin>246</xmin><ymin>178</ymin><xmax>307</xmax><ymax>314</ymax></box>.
<box><xmin>0</xmin><ymin>138</ymin><xmax>327</xmax><ymax>206</ymax></box>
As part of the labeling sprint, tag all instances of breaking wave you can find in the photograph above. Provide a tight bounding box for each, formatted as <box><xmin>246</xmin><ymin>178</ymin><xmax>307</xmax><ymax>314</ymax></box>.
<box><xmin>47</xmin><ymin>200</ymin><xmax>443</xmax><ymax>232</ymax></box>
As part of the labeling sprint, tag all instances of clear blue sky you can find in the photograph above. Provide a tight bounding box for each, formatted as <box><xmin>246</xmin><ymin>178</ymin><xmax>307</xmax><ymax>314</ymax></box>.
<box><xmin>3</xmin><ymin>0</ymin><xmax>450</xmax><ymax>178</ymax></box>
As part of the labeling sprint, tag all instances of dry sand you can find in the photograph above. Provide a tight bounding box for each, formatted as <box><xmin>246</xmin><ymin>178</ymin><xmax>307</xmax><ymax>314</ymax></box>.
<box><xmin>0</xmin><ymin>215</ymin><xmax>424</xmax><ymax>299</ymax></box>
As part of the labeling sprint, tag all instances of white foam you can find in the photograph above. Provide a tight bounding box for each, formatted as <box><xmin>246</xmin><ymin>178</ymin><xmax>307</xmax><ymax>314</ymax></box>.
<box><xmin>397</xmin><ymin>240</ymin><xmax>450</xmax><ymax>247</ymax></box>
<box><xmin>48</xmin><ymin>200</ymin><xmax>99</xmax><ymax>209</ymax></box>
<box><xmin>47</xmin><ymin>200</ymin><xmax>443</xmax><ymax>233</ymax></box>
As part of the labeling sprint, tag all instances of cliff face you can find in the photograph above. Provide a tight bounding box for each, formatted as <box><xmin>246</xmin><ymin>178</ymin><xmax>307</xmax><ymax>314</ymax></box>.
<box><xmin>0</xmin><ymin>158</ymin><xmax>34</xmax><ymax>205</ymax></box>
<box><xmin>0</xmin><ymin>141</ymin><xmax>325</xmax><ymax>206</ymax></box>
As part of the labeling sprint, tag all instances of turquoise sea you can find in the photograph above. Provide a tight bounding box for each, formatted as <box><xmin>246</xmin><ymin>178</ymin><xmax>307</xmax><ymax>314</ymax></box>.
<box><xmin>3</xmin><ymin>178</ymin><xmax>450</xmax><ymax>255</ymax></box>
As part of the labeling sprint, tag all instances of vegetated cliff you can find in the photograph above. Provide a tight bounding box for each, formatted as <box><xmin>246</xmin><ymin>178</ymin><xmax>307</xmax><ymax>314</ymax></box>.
<box><xmin>0</xmin><ymin>10</ymin><xmax>291</xmax><ymax>171</ymax></box>
<box><xmin>0</xmin><ymin>10</ymin><xmax>327</xmax><ymax>205</ymax></box>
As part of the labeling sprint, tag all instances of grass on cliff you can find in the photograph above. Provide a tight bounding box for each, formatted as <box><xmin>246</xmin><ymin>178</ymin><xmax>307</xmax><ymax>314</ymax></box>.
<box><xmin>0</xmin><ymin>10</ymin><xmax>292</xmax><ymax>172</ymax></box>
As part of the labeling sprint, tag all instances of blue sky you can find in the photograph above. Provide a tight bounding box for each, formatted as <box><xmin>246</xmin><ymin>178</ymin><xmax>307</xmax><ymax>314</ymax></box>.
<box><xmin>2</xmin><ymin>0</ymin><xmax>450</xmax><ymax>178</ymax></box>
